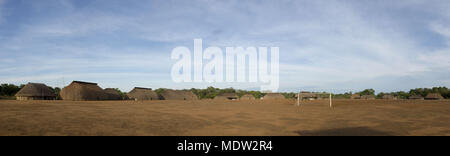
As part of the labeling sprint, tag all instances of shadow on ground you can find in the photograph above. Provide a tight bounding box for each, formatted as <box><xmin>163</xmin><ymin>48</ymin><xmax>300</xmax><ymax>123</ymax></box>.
<box><xmin>295</xmin><ymin>127</ymin><xmax>394</xmax><ymax>136</ymax></box>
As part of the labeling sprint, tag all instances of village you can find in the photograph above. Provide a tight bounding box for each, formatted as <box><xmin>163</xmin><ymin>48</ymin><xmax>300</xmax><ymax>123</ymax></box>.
<box><xmin>8</xmin><ymin>81</ymin><xmax>447</xmax><ymax>101</ymax></box>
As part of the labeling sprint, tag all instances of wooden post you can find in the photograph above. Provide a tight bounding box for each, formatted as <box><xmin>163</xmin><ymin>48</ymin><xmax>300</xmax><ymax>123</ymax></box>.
<box><xmin>329</xmin><ymin>93</ymin><xmax>332</xmax><ymax>108</ymax></box>
<box><xmin>297</xmin><ymin>92</ymin><xmax>300</xmax><ymax>107</ymax></box>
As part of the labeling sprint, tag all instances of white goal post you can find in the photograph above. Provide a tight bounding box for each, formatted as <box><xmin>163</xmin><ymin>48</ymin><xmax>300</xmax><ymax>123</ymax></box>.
<box><xmin>329</xmin><ymin>93</ymin><xmax>332</xmax><ymax>108</ymax></box>
<box><xmin>295</xmin><ymin>92</ymin><xmax>333</xmax><ymax>108</ymax></box>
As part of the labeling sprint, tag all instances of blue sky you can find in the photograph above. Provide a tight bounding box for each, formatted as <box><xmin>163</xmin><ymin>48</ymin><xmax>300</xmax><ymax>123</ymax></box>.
<box><xmin>0</xmin><ymin>0</ymin><xmax>449</xmax><ymax>93</ymax></box>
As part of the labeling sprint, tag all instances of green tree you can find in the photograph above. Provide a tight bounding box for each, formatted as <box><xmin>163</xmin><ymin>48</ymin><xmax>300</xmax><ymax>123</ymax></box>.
<box><xmin>112</xmin><ymin>88</ymin><xmax>128</xmax><ymax>100</ymax></box>
<box><xmin>281</xmin><ymin>92</ymin><xmax>297</xmax><ymax>99</ymax></box>
<box><xmin>154</xmin><ymin>88</ymin><xmax>168</xmax><ymax>95</ymax></box>
<box><xmin>333</xmin><ymin>92</ymin><xmax>352</xmax><ymax>99</ymax></box>
<box><xmin>359</xmin><ymin>89</ymin><xmax>375</xmax><ymax>96</ymax></box>
<box><xmin>48</xmin><ymin>86</ymin><xmax>62</xmax><ymax>100</ymax></box>
<box><xmin>0</xmin><ymin>84</ymin><xmax>21</xmax><ymax>96</ymax></box>
<box><xmin>376</xmin><ymin>92</ymin><xmax>385</xmax><ymax>99</ymax></box>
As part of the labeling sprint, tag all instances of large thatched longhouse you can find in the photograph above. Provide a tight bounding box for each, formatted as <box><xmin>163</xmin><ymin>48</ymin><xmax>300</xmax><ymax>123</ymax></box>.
<box><xmin>382</xmin><ymin>94</ymin><xmax>397</xmax><ymax>100</ymax></box>
<box><xmin>409</xmin><ymin>95</ymin><xmax>424</xmax><ymax>100</ymax></box>
<box><xmin>104</xmin><ymin>88</ymin><xmax>123</xmax><ymax>100</ymax></box>
<box><xmin>159</xmin><ymin>90</ymin><xmax>198</xmax><ymax>100</ymax></box>
<box><xmin>127</xmin><ymin>87</ymin><xmax>159</xmax><ymax>100</ymax></box>
<box><xmin>296</xmin><ymin>92</ymin><xmax>318</xmax><ymax>100</ymax></box>
<box><xmin>15</xmin><ymin>83</ymin><xmax>56</xmax><ymax>100</ymax></box>
<box><xmin>240</xmin><ymin>94</ymin><xmax>256</xmax><ymax>100</ymax></box>
<box><xmin>214</xmin><ymin>93</ymin><xmax>239</xmax><ymax>100</ymax></box>
<box><xmin>262</xmin><ymin>93</ymin><xmax>285</xmax><ymax>100</ymax></box>
<box><xmin>351</xmin><ymin>94</ymin><xmax>361</xmax><ymax>99</ymax></box>
<box><xmin>179</xmin><ymin>90</ymin><xmax>198</xmax><ymax>100</ymax></box>
<box><xmin>361</xmin><ymin>95</ymin><xmax>376</xmax><ymax>100</ymax></box>
<box><xmin>60</xmin><ymin>81</ymin><xmax>108</xmax><ymax>101</ymax></box>
<box><xmin>425</xmin><ymin>93</ymin><xmax>444</xmax><ymax>100</ymax></box>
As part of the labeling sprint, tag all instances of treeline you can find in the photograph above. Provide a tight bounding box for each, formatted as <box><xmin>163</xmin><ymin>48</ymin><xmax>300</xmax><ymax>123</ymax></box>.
<box><xmin>0</xmin><ymin>84</ymin><xmax>24</xmax><ymax>96</ymax></box>
<box><xmin>282</xmin><ymin>87</ymin><xmax>450</xmax><ymax>99</ymax></box>
<box><xmin>354</xmin><ymin>87</ymin><xmax>449</xmax><ymax>99</ymax></box>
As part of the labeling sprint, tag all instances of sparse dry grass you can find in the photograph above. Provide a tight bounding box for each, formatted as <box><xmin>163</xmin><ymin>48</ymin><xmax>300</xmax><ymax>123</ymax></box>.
<box><xmin>0</xmin><ymin>99</ymin><xmax>449</xmax><ymax>136</ymax></box>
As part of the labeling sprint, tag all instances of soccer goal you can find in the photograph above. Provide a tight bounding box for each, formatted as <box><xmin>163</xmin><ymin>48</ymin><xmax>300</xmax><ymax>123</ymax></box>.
<box><xmin>296</xmin><ymin>92</ymin><xmax>333</xmax><ymax>108</ymax></box>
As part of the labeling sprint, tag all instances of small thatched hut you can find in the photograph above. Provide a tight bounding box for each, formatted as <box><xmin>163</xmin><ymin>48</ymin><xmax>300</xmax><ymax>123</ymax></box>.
<box><xmin>159</xmin><ymin>90</ymin><xmax>198</xmax><ymax>100</ymax></box>
<box><xmin>60</xmin><ymin>81</ymin><xmax>108</xmax><ymax>101</ymax></box>
<box><xmin>361</xmin><ymin>95</ymin><xmax>376</xmax><ymax>100</ymax></box>
<box><xmin>240</xmin><ymin>94</ymin><xmax>256</xmax><ymax>100</ymax></box>
<box><xmin>104</xmin><ymin>88</ymin><xmax>123</xmax><ymax>100</ymax></box>
<box><xmin>15</xmin><ymin>83</ymin><xmax>56</xmax><ymax>100</ymax></box>
<box><xmin>296</xmin><ymin>92</ymin><xmax>318</xmax><ymax>100</ymax></box>
<box><xmin>382</xmin><ymin>94</ymin><xmax>397</xmax><ymax>100</ymax></box>
<box><xmin>262</xmin><ymin>93</ymin><xmax>285</xmax><ymax>100</ymax></box>
<box><xmin>214</xmin><ymin>93</ymin><xmax>239</xmax><ymax>100</ymax></box>
<box><xmin>425</xmin><ymin>93</ymin><xmax>444</xmax><ymax>100</ymax></box>
<box><xmin>351</xmin><ymin>94</ymin><xmax>361</xmax><ymax>99</ymax></box>
<box><xmin>127</xmin><ymin>87</ymin><xmax>159</xmax><ymax>100</ymax></box>
<box><xmin>409</xmin><ymin>95</ymin><xmax>424</xmax><ymax>100</ymax></box>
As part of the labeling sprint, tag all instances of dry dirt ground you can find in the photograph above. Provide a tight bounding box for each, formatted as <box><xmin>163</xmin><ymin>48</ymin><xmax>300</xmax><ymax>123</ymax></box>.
<box><xmin>0</xmin><ymin>99</ymin><xmax>449</xmax><ymax>136</ymax></box>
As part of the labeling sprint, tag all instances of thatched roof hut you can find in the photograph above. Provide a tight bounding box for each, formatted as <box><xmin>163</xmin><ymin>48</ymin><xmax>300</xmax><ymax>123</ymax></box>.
<box><xmin>60</xmin><ymin>81</ymin><xmax>108</xmax><ymax>101</ymax></box>
<box><xmin>425</xmin><ymin>93</ymin><xmax>444</xmax><ymax>100</ymax></box>
<box><xmin>409</xmin><ymin>95</ymin><xmax>424</xmax><ymax>100</ymax></box>
<box><xmin>240</xmin><ymin>94</ymin><xmax>256</xmax><ymax>100</ymax></box>
<box><xmin>296</xmin><ymin>92</ymin><xmax>318</xmax><ymax>100</ymax></box>
<box><xmin>104</xmin><ymin>88</ymin><xmax>122</xmax><ymax>100</ymax></box>
<box><xmin>351</xmin><ymin>94</ymin><xmax>361</xmax><ymax>99</ymax></box>
<box><xmin>127</xmin><ymin>87</ymin><xmax>159</xmax><ymax>100</ymax></box>
<box><xmin>361</xmin><ymin>95</ymin><xmax>376</xmax><ymax>100</ymax></box>
<box><xmin>179</xmin><ymin>90</ymin><xmax>198</xmax><ymax>100</ymax></box>
<box><xmin>159</xmin><ymin>90</ymin><xmax>198</xmax><ymax>100</ymax></box>
<box><xmin>382</xmin><ymin>94</ymin><xmax>397</xmax><ymax>100</ymax></box>
<box><xmin>214</xmin><ymin>93</ymin><xmax>239</xmax><ymax>100</ymax></box>
<box><xmin>262</xmin><ymin>93</ymin><xmax>285</xmax><ymax>100</ymax></box>
<box><xmin>15</xmin><ymin>83</ymin><xmax>56</xmax><ymax>100</ymax></box>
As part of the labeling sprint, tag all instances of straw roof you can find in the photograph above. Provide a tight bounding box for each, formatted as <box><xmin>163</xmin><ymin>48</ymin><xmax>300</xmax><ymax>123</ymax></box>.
<box><xmin>361</xmin><ymin>95</ymin><xmax>376</xmax><ymax>100</ymax></box>
<box><xmin>179</xmin><ymin>90</ymin><xmax>198</xmax><ymax>100</ymax></box>
<box><xmin>382</xmin><ymin>94</ymin><xmax>396</xmax><ymax>100</ymax></box>
<box><xmin>262</xmin><ymin>93</ymin><xmax>285</xmax><ymax>100</ymax></box>
<box><xmin>60</xmin><ymin>81</ymin><xmax>108</xmax><ymax>101</ymax></box>
<box><xmin>240</xmin><ymin>94</ymin><xmax>256</xmax><ymax>100</ymax></box>
<box><xmin>159</xmin><ymin>90</ymin><xmax>198</xmax><ymax>100</ymax></box>
<box><xmin>409</xmin><ymin>95</ymin><xmax>424</xmax><ymax>100</ymax></box>
<box><xmin>296</xmin><ymin>92</ymin><xmax>318</xmax><ymax>100</ymax></box>
<box><xmin>127</xmin><ymin>87</ymin><xmax>159</xmax><ymax>100</ymax></box>
<box><xmin>351</xmin><ymin>94</ymin><xmax>361</xmax><ymax>99</ymax></box>
<box><xmin>214</xmin><ymin>93</ymin><xmax>239</xmax><ymax>100</ymax></box>
<box><xmin>425</xmin><ymin>93</ymin><xmax>444</xmax><ymax>100</ymax></box>
<box><xmin>15</xmin><ymin>83</ymin><xmax>56</xmax><ymax>98</ymax></box>
<box><xmin>104</xmin><ymin>88</ymin><xmax>122</xmax><ymax>100</ymax></box>
<box><xmin>296</xmin><ymin>92</ymin><xmax>318</xmax><ymax>98</ymax></box>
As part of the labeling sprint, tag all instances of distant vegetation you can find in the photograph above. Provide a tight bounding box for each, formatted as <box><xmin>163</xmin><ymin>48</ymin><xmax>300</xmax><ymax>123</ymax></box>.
<box><xmin>1</xmin><ymin>83</ymin><xmax>449</xmax><ymax>99</ymax></box>
<box><xmin>189</xmin><ymin>87</ymin><xmax>266</xmax><ymax>99</ymax></box>
<box><xmin>111</xmin><ymin>88</ymin><xmax>128</xmax><ymax>100</ymax></box>
<box><xmin>0</xmin><ymin>84</ymin><xmax>23</xmax><ymax>96</ymax></box>
<box><xmin>261</xmin><ymin>87</ymin><xmax>450</xmax><ymax>99</ymax></box>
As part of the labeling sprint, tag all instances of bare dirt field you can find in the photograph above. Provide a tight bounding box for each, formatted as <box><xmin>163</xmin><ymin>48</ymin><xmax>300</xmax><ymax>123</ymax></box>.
<box><xmin>0</xmin><ymin>99</ymin><xmax>449</xmax><ymax>136</ymax></box>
